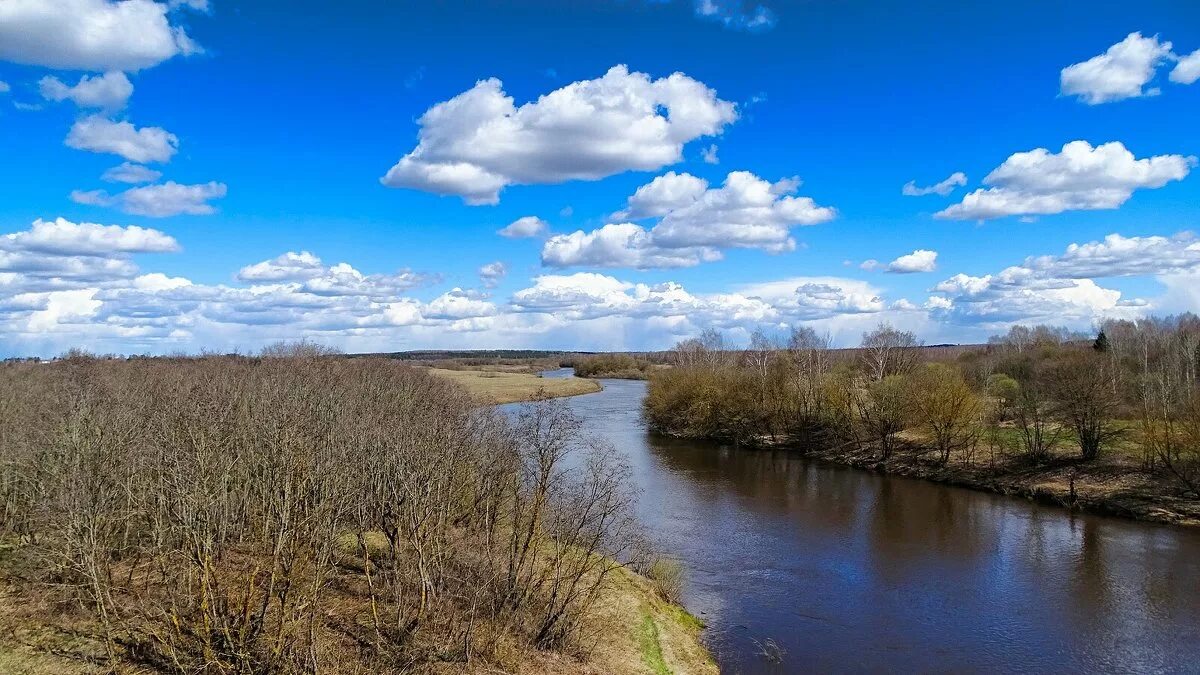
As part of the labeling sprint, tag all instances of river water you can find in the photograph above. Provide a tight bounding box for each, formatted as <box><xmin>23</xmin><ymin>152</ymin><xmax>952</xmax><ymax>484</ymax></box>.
<box><xmin>517</xmin><ymin>371</ymin><xmax>1200</xmax><ymax>673</ymax></box>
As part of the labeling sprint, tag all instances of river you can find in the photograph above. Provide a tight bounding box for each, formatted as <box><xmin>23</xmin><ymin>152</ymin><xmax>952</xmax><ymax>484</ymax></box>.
<box><xmin>515</xmin><ymin>371</ymin><xmax>1200</xmax><ymax>673</ymax></box>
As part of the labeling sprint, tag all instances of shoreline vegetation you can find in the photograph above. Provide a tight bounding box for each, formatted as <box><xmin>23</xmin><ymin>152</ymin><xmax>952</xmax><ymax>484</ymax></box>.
<box><xmin>643</xmin><ymin>319</ymin><xmax>1200</xmax><ymax>529</ymax></box>
<box><xmin>569</xmin><ymin>354</ymin><xmax>663</xmax><ymax>381</ymax></box>
<box><xmin>0</xmin><ymin>347</ymin><xmax>711</xmax><ymax>674</ymax></box>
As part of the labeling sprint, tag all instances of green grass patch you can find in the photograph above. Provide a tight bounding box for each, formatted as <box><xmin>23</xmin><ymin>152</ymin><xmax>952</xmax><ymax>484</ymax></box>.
<box><xmin>637</xmin><ymin>611</ymin><xmax>671</xmax><ymax>675</ymax></box>
<box><xmin>662</xmin><ymin>603</ymin><xmax>705</xmax><ymax>632</ymax></box>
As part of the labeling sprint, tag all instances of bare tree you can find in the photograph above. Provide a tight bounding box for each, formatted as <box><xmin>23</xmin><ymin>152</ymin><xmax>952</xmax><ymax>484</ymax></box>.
<box><xmin>1044</xmin><ymin>351</ymin><xmax>1122</xmax><ymax>461</ymax></box>
<box><xmin>860</xmin><ymin>323</ymin><xmax>922</xmax><ymax>381</ymax></box>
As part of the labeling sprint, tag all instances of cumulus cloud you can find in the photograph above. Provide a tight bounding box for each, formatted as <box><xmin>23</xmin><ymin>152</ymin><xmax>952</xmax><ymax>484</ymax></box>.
<box><xmin>0</xmin><ymin>219</ymin><xmax>178</xmax><ymax>306</ymax></box>
<box><xmin>1023</xmin><ymin>231</ymin><xmax>1200</xmax><ymax>278</ymax></box>
<box><xmin>425</xmin><ymin>288</ymin><xmax>496</xmax><ymax>320</ymax></box>
<box><xmin>929</xmin><ymin>271</ymin><xmax>1138</xmax><ymax>328</ymax></box>
<box><xmin>884</xmin><ymin>249</ymin><xmax>938</xmax><ymax>273</ymax></box>
<box><xmin>497</xmin><ymin>216</ymin><xmax>549</xmax><ymax>239</ymax></box>
<box><xmin>381</xmin><ymin>65</ymin><xmax>737</xmax><ymax>204</ymax></box>
<box><xmin>541</xmin><ymin>223</ymin><xmax>722</xmax><ymax>269</ymax></box>
<box><xmin>1060</xmin><ymin>32</ymin><xmax>1173</xmax><ymax>104</ymax></box>
<box><xmin>921</xmin><ymin>232</ymin><xmax>1200</xmax><ymax>328</ymax></box>
<box><xmin>71</xmin><ymin>181</ymin><xmax>227</xmax><ymax>217</ymax></box>
<box><xmin>0</xmin><ymin>81</ymin><xmax>9</xmax><ymax>93</ymax></box>
<box><xmin>936</xmin><ymin>141</ymin><xmax>1194</xmax><ymax>220</ymax></box>
<box><xmin>39</xmin><ymin>71</ymin><xmax>132</xmax><ymax>110</ymax></box>
<box><xmin>508</xmin><ymin>273</ymin><xmax>889</xmax><ymax>334</ymax></box>
<box><xmin>66</xmin><ymin>115</ymin><xmax>179</xmax><ymax>163</ymax></box>
<box><xmin>101</xmin><ymin>162</ymin><xmax>162</xmax><ymax>184</ymax></box>
<box><xmin>902</xmin><ymin>171</ymin><xmax>966</xmax><ymax>197</ymax></box>
<box><xmin>542</xmin><ymin>170</ymin><xmax>835</xmax><ymax>268</ymax></box>
<box><xmin>118</xmin><ymin>181</ymin><xmax>226</xmax><ymax>216</ymax></box>
<box><xmin>479</xmin><ymin>261</ymin><xmax>507</xmax><ymax>288</ymax></box>
<box><xmin>237</xmin><ymin>251</ymin><xmax>325</xmax><ymax>282</ymax></box>
<box><xmin>0</xmin><ymin>0</ymin><xmax>200</xmax><ymax>71</ymax></box>
<box><xmin>1170</xmin><ymin>48</ymin><xmax>1200</xmax><ymax>85</ymax></box>
<box><xmin>701</xmin><ymin>144</ymin><xmax>719</xmax><ymax>164</ymax></box>
<box><xmin>236</xmin><ymin>252</ymin><xmax>430</xmax><ymax>299</ymax></box>
<box><xmin>2</xmin><ymin>217</ymin><xmax>178</xmax><ymax>256</ymax></box>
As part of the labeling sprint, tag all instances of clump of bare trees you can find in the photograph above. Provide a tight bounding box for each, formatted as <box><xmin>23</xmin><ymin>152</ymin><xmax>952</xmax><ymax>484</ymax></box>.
<box><xmin>0</xmin><ymin>348</ymin><xmax>641</xmax><ymax>672</ymax></box>
<box><xmin>644</xmin><ymin>316</ymin><xmax>1200</xmax><ymax>496</ymax></box>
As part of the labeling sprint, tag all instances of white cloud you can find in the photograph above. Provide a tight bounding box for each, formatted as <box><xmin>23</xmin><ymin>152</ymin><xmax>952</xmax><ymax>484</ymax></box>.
<box><xmin>479</xmin><ymin>261</ymin><xmax>507</xmax><ymax>288</ymax></box>
<box><xmin>71</xmin><ymin>181</ymin><xmax>227</xmax><ymax>217</ymax></box>
<box><xmin>1024</xmin><ymin>231</ymin><xmax>1200</xmax><ymax>278</ymax></box>
<box><xmin>1170</xmin><ymin>48</ymin><xmax>1200</xmax><ymax>85</ymax></box>
<box><xmin>2</xmin><ymin>217</ymin><xmax>178</xmax><ymax>256</ymax></box>
<box><xmin>1060</xmin><ymin>32</ymin><xmax>1173</xmax><ymax>104</ymax></box>
<box><xmin>236</xmin><ymin>252</ymin><xmax>430</xmax><ymax>299</ymax></box>
<box><xmin>930</xmin><ymin>271</ymin><xmax>1137</xmax><ymax>328</ymax></box>
<box><xmin>885</xmin><ymin>249</ymin><xmax>938</xmax><ymax>274</ymax></box>
<box><xmin>381</xmin><ymin>65</ymin><xmax>737</xmax><ymax>204</ymax></box>
<box><xmin>623</xmin><ymin>171</ymin><xmax>709</xmax><ymax>218</ymax></box>
<box><xmin>118</xmin><ymin>181</ymin><xmax>226</xmax><ymax>216</ymax></box>
<box><xmin>237</xmin><ymin>251</ymin><xmax>325</xmax><ymax>282</ymax></box>
<box><xmin>0</xmin><ymin>0</ymin><xmax>200</xmax><ymax>71</ymax></box>
<box><xmin>543</xmin><ymin>170</ymin><xmax>834</xmax><ymax>268</ymax></box>
<box><xmin>936</xmin><ymin>140</ymin><xmax>1194</xmax><ymax>220</ymax></box>
<box><xmin>902</xmin><ymin>171</ymin><xmax>966</xmax><ymax>196</ymax></box>
<box><xmin>0</xmin><ymin>81</ymin><xmax>9</xmax><ymax>93</ymax></box>
<box><xmin>66</xmin><ymin>116</ymin><xmax>179</xmax><ymax>163</ymax></box>
<box><xmin>497</xmin><ymin>216</ymin><xmax>549</xmax><ymax>239</ymax></box>
<box><xmin>541</xmin><ymin>222</ymin><xmax>721</xmax><ymax>269</ymax></box>
<box><xmin>39</xmin><ymin>71</ymin><xmax>132</xmax><ymax>110</ymax></box>
<box><xmin>425</xmin><ymin>288</ymin><xmax>496</xmax><ymax>320</ymax></box>
<box><xmin>101</xmin><ymin>162</ymin><xmax>162</xmax><ymax>184</ymax></box>
<box><xmin>921</xmin><ymin>233</ymin><xmax>1200</xmax><ymax>329</ymax></box>
<box><xmin>509</xmin><ymin>273</ymin><xmax>888</xmax><ymax>336</ymax></box>
<box><xmin>702</xmin><ymin>144</ymin><xmax>719</xmax><ymax>164</ymax></box>
<box><xmin>692</xmin><ymin>0</ymin><xmax>776</xmax><ymax>32</ymax></box>
<box><xmin>736</xmin><ymin>276</ymin><xmax>887</xmax><ymax>318</ymax></box>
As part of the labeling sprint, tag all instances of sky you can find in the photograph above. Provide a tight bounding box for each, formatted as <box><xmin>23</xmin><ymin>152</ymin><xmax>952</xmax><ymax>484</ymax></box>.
<box><xmin>1</xmin><ymin>0</ymin><xmax>1199</xmax><ymax>357</ymax></box>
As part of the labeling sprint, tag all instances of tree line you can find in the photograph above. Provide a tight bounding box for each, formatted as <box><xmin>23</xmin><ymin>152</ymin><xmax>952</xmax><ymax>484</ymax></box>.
<box><xmin>0</xmin><ymin>345</ymin><xmax>649</xmax><ymax>673</ymax></box>
<box><xmin>644</xmin><ymin>315</ymin><xmax>1200</xmax><ymax>497</ymax></box>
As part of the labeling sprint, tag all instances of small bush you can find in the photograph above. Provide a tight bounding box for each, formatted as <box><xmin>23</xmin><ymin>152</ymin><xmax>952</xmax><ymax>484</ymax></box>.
<box><xmin>647</xmin><ymin>558</ymin><xmax>685</xmax><ymax>604</ymax></box>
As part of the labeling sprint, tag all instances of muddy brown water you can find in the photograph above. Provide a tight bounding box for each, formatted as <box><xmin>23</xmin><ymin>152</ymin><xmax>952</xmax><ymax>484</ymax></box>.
<box><xmin>510</xmin><ymin>372</ymin><xmax>1200</xmax><ymax>673</ymax></box>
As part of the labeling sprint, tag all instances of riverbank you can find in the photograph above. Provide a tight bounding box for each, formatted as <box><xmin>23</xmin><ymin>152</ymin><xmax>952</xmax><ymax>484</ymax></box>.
<box><xmin>426</xmin><ymin>367</ymin><xmax>602</xmax><ymax>404</ymax></box>
<box><xmin>0</xmin><ymin>539</ymin><xmax>715</xmax><ymax>675</ymax></box>
<box><xmin>430</xmin><ymin>367</ymin><xmax>715</xmax><ymax>673</ymax></box>
<box><xmin>702</xmin><ymin>433</ymin><xmax>1200</xmax><ymax>528</ymax></box>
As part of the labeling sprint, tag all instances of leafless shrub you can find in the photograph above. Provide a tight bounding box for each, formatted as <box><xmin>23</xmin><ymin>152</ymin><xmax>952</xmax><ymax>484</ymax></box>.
<box><xmin>0</xmin><ymin>354</ymin><xmax>640</xmax><ymax>672</ymax></box>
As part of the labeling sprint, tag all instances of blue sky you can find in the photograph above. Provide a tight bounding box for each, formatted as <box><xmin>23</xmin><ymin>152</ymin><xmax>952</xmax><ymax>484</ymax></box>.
<box><xmin>2</xmin><ymin>0</ymin><xmax>1199</xmax><ymax>356</ymax></box>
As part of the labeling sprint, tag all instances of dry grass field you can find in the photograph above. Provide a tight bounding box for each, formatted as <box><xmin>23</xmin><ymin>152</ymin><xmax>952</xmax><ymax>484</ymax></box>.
<box><xmin>427</xmin><ymin>368</ymin><xmax>602</xmax><ymax>404</ymax></box>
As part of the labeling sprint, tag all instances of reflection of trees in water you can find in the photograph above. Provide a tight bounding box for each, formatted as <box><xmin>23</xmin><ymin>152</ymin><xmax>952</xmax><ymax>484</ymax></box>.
<box><xmin>859</xmin><ymin>475</ymin><xmax>999</xmax><ymax>590</ymax></box>
<box><xmin>644</xmin><ymin>435</ymin><xmax>865</xmax><ymax>536</ymax></box>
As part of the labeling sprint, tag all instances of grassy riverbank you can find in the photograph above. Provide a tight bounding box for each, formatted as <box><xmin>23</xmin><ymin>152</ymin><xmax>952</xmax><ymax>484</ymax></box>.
<box><xmin>645</xmin><ymin>319</ymin><xmax>1200</xmax><ymax>530</ymax></box>
<box><xmin>750</xmin><ymin>432</ymin><xmax>1200</xmax><ymax>528</ymax></box>
<box><xmin>425</xmin><ymin>365</ymin><xmax>714</xmax><ymax>672</ymax></box>
<box><xmin>426</xmin><ymin>367</ymin><xmax>602</xmax><ymax>404</ymax></box>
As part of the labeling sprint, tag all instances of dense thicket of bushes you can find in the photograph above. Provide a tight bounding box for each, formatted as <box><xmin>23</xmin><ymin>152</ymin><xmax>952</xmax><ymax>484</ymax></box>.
<box><xmin>572</xmin><ymin>354</ymin><xmax>657</xmax><ymax>379</ymax></box>
<box><xmin>0</xmin><ymin>347</ymin><xmax>641</xmax><ymax>673</ymax></box>
<box><xmin>644</xmin><ymin>317</ymin><xmax>1200</xmax><ymax>496</ymax></box>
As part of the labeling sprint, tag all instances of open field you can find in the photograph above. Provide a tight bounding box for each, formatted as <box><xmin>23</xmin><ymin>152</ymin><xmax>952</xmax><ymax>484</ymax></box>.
<box><xmin>427</xmin><ymin>367</ymin><xmax>602</xmax><ymax>404</ymax></box>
